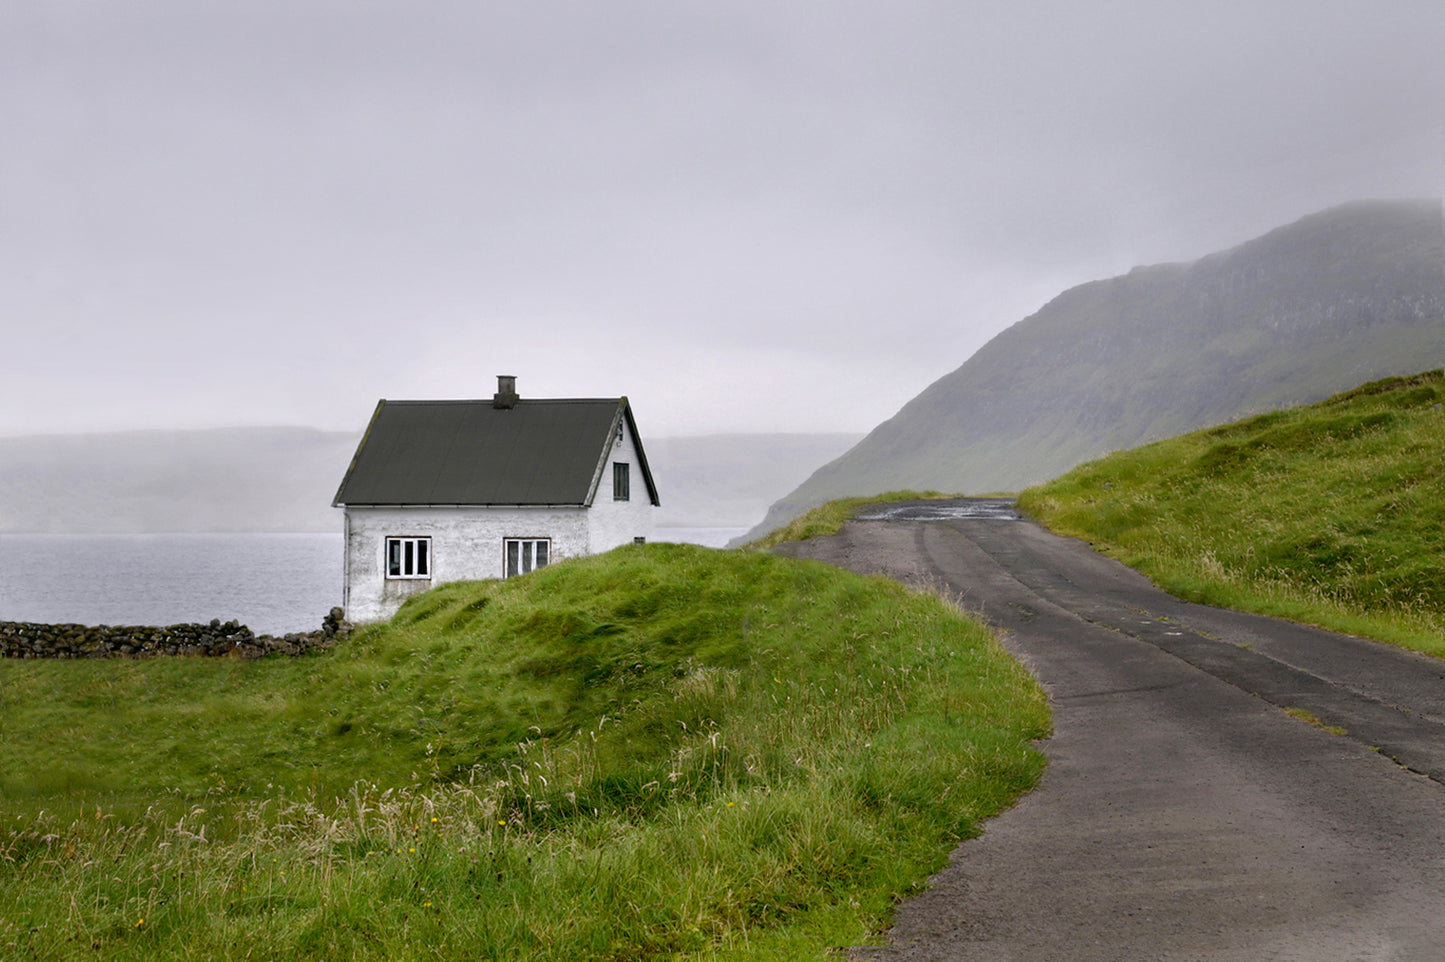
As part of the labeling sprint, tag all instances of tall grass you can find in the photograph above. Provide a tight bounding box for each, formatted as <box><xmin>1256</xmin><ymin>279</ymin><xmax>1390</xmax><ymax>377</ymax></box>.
<box><xmin>1020</xmin><ymin>370</ymin><xmax>1445</xmax><ymax>657</ymax></box>
<box><xmin>1</xmin><ymin>543</ymin><xmax>1048</xmax><ymax>960</ymax></box>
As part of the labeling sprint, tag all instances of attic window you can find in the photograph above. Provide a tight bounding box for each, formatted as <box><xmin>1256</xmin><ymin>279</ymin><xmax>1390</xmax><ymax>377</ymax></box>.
<box><xmin>505</xmin><ymin>538</ymin><xmax>550</xmax><ymax>578</ymax></box>
<box><xmin>613</xmin><ymin>462</ymin><xmax>630</xmax><ymax>501</ymax></box>
<box><xmin>386</xmin><ymin>537</ymin><xmax>431</xmax><ymax>579</ymax></box>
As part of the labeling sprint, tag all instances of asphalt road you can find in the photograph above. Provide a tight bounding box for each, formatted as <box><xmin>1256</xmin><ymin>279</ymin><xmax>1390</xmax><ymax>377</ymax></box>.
<box><xmin>773</xmin><ymin>499</ymin><xmax>1445</xmax><ymax>961</ymax></box>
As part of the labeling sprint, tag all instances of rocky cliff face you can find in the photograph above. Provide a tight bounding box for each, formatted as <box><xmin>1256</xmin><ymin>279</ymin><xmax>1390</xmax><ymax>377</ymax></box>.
<box><xmin>746</xmin><ymin>199</ymin><xmax>1445</xmax><ymax>541</ymax></box>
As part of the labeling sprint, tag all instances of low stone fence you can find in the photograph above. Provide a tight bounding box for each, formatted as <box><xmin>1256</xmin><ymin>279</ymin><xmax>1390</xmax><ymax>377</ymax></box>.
<box><xmin>1</xmin><ymin>608</ymin><xmax>353</xmax><ymax>659</ymax></box>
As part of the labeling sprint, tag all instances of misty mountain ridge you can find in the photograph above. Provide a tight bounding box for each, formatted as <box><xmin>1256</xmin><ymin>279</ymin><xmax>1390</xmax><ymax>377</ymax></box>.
<box><xmin>10</xmin><ymin>200</ymin><xmax>1439</xmax><ymax>539</ymax></box>
<box><xmin>0</xmin><ymin>427</ymin><xmax>860</xmax><ymax>534</ymax></box>
<box><xmin>742</xmin><ymin>198</ymin><xmax>1445</xmax><ymax>542</ymax></box>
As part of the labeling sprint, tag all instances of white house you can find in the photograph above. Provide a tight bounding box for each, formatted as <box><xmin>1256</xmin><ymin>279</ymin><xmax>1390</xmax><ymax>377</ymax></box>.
<box><xmin>332</xmin><ymin>376</ymin><xmax>660</xmax><ymax>623</ymax></box>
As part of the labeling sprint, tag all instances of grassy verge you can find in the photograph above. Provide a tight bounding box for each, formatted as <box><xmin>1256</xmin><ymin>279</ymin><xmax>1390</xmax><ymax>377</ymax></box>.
<box><xmin>1019</xmin><ymin>370</ymin><xmax>1445</xmax><ymax>658</ymax></box>
<box><xmin>744</xmin><ymin>491</ymin><xmax>955</xmax><ymax>550</ymax></box>
<box><xmin>1</xmin><ymin>542</ymin><xmax>1048</xmax><ymax>960</ymax></box>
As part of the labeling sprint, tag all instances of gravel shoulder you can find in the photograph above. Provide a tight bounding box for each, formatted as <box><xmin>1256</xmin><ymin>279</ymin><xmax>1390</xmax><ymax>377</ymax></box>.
<box><xmin>775</xmin><ymin>501</ymin><xmax>1445</xmax><ymax>960</ymax></box>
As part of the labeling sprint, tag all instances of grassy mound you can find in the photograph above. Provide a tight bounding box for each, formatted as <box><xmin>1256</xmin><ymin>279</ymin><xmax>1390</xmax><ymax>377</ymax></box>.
<box><xmin>1</xmin><ymin>543</ymin><xmax>1048</xmax><ymax>960</ymax></box>
<box><xmin>1020</xmin><ymin>370</ymin><xmax>1445</xmax><ymax>657</ymax></box>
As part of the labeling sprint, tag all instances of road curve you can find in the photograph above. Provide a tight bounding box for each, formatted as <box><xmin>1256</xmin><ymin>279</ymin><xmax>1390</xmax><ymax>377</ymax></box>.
<box><xmin>773</xmin><ymin>499</ymin><xmax>1445</xmax><ymax>961</ymax></box>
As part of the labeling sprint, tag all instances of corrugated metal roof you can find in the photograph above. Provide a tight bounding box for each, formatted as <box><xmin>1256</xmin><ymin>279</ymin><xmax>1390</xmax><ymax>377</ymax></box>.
<box><xmin>333</xmin><ymin>398</ymin><xmax>658</xmax><ymax>507</ymax></box>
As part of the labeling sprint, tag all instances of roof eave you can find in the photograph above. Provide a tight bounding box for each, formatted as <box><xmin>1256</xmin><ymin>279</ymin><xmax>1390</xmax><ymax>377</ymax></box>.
<box><xmin>337</xmin><ymin>501</ymin><xmax>588</xmax><ymax>509</ymax></box>
<box><xmin>623</xmin><ymin>402</ymin><xmax>662</xmax><ymax>506</ymax></box>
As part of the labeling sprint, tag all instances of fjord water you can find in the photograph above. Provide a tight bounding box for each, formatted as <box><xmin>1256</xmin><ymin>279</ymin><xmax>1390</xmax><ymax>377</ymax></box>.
<box><xmin>0</xmin><ymin>533</ymin><xmax>344</xmax><ymax>636</ymax></box>
<box><xmin>0</xmin><ymin>527</ymin><xmax>747</xmax><ymax>636</ymax></box>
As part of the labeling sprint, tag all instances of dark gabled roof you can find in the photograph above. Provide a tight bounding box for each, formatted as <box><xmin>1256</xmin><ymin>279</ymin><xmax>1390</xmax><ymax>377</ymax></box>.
<box><xmin>332</xmin><ymin>398</ymin><xmax>660</xmax><ymax>507</ymax></box>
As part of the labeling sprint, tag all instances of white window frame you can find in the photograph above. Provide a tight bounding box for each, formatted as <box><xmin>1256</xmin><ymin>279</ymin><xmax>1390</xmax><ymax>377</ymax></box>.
<box><xmin>504</xmin><ymin>538</ymin><xmax>551</xmax><ymax>578</ymax></box>
<box><xmin>613</xmin><ymin>462</ymin><xmax>630</xmax><ymax>502</ymax></box>
<box><xmin>385</xmin><ymin>536</ymin><xmax>432</xmax><ymax>580</ymax></box>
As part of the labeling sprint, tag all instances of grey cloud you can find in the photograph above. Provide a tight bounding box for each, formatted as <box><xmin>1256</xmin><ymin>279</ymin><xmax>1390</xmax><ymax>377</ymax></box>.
<box><xmin>2</xmin><ymin>0</ymin><xmax>1441</xmax><ymax>437</ymax></box>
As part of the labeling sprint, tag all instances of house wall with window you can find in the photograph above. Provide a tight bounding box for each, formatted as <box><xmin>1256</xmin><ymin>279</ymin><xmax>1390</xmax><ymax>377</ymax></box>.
<box><xmin>587</xmin><ymin>417</ymin><xmax>655</xmax><ymax>554</ymax></box>
<box><xmin>342</xmin><ymin>505</ymin><xmax>590</xmax><ymax>623</ymax></box>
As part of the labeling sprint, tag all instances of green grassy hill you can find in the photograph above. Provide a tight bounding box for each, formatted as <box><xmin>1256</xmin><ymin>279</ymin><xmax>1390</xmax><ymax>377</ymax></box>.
<box><xmin>748</xmin><ymin>199</ymin><xmax>1445</xmax><ymax>541</ymax></box>
<box><xmin>0</xmin><ymin>543</ymin><xmax>1047</xmax><ymax>961</ymax></box>
<box><xmin>1020</xmin><ymin>370</ymin><xmax>1445</xmax><ymax>658</ymax></box>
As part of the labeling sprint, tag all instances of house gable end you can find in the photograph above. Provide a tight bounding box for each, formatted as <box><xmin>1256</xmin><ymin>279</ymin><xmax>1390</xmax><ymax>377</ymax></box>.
<box><xmin>622</xmin><ymin>402</ymin><xmax>662</xmax><ymax>507</ymax></box>
<box><xmin>582</xmin><ymin>402</ymin><xmax>627</xmax><ymax>508</ymax></box>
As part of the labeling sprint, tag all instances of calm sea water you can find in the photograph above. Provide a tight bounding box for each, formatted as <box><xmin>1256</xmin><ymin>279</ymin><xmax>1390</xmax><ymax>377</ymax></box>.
<box><xmin>0</xmin><ymin>527</ymin><xmax>749</xmax><ymax>635</ymax></box>
<box><xmin>0</xmin><ymin>533</ymin><xmax>344</xmax><ymax>636</ymax></box>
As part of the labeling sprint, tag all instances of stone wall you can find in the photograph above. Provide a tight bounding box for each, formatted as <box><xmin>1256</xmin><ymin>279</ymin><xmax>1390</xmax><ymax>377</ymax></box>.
<box><xmin>1</xmin><ymin>608</ymin><xmax>352</xmax><ymax>659</ymax></box>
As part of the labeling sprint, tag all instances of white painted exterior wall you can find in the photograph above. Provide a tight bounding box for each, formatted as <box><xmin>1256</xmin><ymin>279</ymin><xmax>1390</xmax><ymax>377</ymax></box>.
<box><xmin>589</xmin><ymin>414</ymin><xmax>656</xmax><ymax>552</ymax></box>
<box><xmin>342</xmin><ymin>504</ymin><xmax>590</xmax><ymax>623</ymax></box>
<box><xmin>341</xmin><ymin>412</ymin><xmax>656</xmax><ymax>624</ymax></box>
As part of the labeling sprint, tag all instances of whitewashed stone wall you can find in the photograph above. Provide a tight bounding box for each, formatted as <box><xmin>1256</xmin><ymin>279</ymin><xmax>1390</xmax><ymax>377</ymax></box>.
<box><xmin>588</xmin><ymin>414</ymin><xmax>656</xmax><ymax>553</ymax></box>
<box><xmin>343</xmin><ymin>505</ymin><xmax>587</xmax><ymax>623</ymax></box>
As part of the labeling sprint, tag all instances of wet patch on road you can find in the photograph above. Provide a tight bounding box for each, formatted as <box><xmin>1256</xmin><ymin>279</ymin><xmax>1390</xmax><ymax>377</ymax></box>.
<box><xmin>856</xmin><ymin>497</ymin><xmax>1020</xmax><ymax>522</ymax></box>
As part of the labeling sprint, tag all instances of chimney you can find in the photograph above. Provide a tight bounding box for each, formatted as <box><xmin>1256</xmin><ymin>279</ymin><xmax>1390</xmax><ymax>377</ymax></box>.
<box><xmin>493</xmin><ymin>375</ymin><xmax>519</xmax><ymax>409</ymax></box>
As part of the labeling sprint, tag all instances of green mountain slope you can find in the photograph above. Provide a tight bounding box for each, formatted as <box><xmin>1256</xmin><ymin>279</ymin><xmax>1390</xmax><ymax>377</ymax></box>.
<box><xmin>747</xmin><ymin>199</ymin><xmax>1445</xmax><ymax>541</ymax></box>
<box><xmin>647</xmin><ymin>432</ymin><xmax>863</xmax><ymax>528</ymax></box>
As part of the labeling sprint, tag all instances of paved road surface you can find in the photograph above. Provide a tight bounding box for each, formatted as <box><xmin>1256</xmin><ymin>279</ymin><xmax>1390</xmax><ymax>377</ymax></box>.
<box><xmin>774</xmin><ymin>499</ymin><xmax>1445</xmax><ymax>961</ymax></box>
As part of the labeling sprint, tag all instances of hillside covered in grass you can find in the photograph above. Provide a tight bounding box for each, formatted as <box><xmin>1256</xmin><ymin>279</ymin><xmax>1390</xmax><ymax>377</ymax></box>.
<box><xmin>1021</xmin><ymin>370</ymin><xmax>1445</xmax><ymax>658</ymax></box>
<box><xmin>0</xmin><ymin>543</ymin><xmax>1048</xmax><ymax>961</ymax></box>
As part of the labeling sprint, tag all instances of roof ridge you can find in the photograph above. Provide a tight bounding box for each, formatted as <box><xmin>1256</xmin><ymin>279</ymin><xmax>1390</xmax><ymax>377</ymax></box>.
<box><xmin>333</xmin><ymin>396</ymin><xmax>642</xmax><ymax>507</ymax></box>
<box><xmin>378</xmin><ymin>397</ymin><xmax>622</xmax><ymax>405</ymax></box>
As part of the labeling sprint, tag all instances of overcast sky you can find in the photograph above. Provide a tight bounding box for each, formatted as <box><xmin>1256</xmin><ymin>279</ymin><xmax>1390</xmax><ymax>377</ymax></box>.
<box><xmin>4</xmin><ymin>1</ymin><xmax>1442</xmax><ymax>440</ymax></box>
